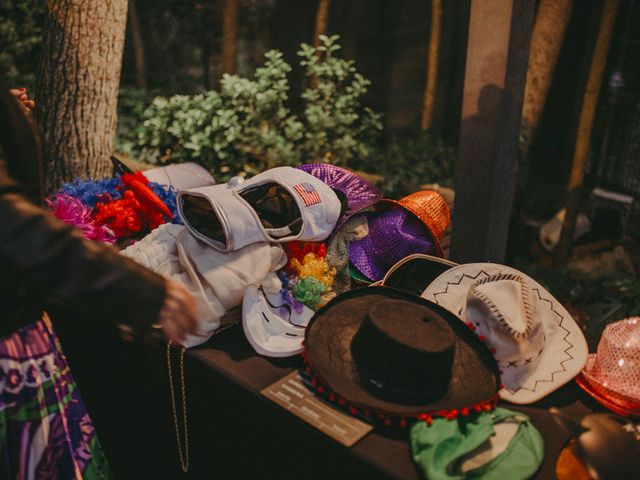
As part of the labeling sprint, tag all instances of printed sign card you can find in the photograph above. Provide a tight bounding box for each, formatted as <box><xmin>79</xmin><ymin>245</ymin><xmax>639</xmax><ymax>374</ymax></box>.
<box><xmin>262</xmin><ymin>371</ymin><xmax>373</xmax><ymax>447</ymax></box>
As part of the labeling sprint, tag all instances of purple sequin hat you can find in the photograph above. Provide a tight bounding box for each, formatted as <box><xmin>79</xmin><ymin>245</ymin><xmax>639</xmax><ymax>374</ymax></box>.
<box><xmin>349</xmin><ymin>208</ymin><xmax>437</xmax><ymax>282</ymax></box>
<box><xmin>296</xmin><ymin>164</ymin><xmax>381</xmax><ymax>229</ymax></box>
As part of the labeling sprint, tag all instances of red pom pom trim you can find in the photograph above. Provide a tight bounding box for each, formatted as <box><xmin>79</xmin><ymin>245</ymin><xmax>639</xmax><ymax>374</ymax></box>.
<box><xmin>299</xmin><ymin>348</ymin><xmax>501</xmax><ymax>429</ymax></box>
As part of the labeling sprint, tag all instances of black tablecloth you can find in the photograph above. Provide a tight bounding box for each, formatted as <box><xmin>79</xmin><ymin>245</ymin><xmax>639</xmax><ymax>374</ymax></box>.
<box><xmin>143</xmin><ymin>323</ymin><xmax>605</xmax><ymax>480</ymax></box>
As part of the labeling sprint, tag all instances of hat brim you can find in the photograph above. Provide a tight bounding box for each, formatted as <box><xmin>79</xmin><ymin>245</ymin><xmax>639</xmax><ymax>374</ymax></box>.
<box><xmin>422</xmin><ymin>263</ymin><xmax>588</xmax><ymax>404</ymax></box>
<box><xmin>242</xmin><ymin>286</ymin><xmax>311</xmax><ymax>358</ymax></box>
<box><xmin>381</xmin><ymin>254</ymin><xmax>458</xmax><ymax>296</ymax></box>
<box><xmin>576</xmin><ymin>355</ymin><xmax>640</xmax><ymax>415</ymax></box>
<box><xmin>304</xmin><ymin>287</ymin><xmax>500</xmax><ymax>417</ymax></box>
<box><xmin>349</xmin><ymin>262</ymin><xmax>374</xmax><ymax>285</ymax></box>
<box><xmin>575</xmin><ymin>374</ymin><xmax>640</xmax><ymax>417</ymax></box>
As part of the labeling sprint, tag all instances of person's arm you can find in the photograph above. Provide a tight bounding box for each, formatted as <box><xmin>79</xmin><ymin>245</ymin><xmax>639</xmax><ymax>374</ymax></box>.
<box><xmin>0</xmin><ymin>189</ymin><xmax>167</xmax><ymax>334</ymax></box>
<box><xmin>1</xmin><ymin>87</ymin><xmax>197</xmax><ymax>344</ymax></box>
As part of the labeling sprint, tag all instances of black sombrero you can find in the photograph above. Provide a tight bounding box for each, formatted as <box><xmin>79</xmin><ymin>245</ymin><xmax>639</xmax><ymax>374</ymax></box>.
<box><xmin>303</xmin><ymin>287</ymin><xmax>500</xmax><ymax>424</ymax></box>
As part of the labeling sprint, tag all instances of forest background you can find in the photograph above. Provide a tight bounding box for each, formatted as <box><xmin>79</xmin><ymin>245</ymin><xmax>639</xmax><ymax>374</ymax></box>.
<box><xmin>2</xmin><ymin>0</ymin><xmax>640</xmax><ymax>340</ymax></box>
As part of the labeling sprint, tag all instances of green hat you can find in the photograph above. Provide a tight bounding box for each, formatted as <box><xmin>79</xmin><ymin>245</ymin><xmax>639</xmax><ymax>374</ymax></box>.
<box><xmin>410</xmin><ymin>407</ymin><xmax>544</xmax><ymax>480</ymax></box>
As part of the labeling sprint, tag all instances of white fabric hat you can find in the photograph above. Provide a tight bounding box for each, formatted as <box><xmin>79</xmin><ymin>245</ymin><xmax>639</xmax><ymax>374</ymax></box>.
<box><xmin>121</xmin><ymin>223</ymin><xmax>286</xmax><ymax>348</ymax></box>
<box><xmin>177</xmin><ymin>166</ymin><xmax>341</xmax><ymax>252</ymax></box>
<box><xmin>242</xmin><ymin>277</ymin><xmax>312</xmax><ymax>358</ymax></box>
<box><xmin>143</xmin><ymin>162</ymin><xmax>215</xmax><ymax>190</ymax></box>
<box><xmin>422</xmin><ymin>263</ymin><xmax>588</xmax><ymax>404</ymax></box>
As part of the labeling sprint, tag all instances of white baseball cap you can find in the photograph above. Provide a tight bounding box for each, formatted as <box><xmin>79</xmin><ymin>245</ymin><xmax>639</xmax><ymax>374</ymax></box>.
<box><xmin>177</xmin><ymin>166</ymin><xmax>341</xmax><ymax>252</ymax></box>
<box><xmin>242</xmin><ymin>282</ymin><xmax>312</xmax><ymax>358</ymax></box>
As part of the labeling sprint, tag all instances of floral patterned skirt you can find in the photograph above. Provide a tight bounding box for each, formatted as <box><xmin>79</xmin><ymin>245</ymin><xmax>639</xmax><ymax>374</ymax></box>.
<box><xmin>0</xmin><ymin>314</ymin><xmax>112</xmax><ymax>479</ymax></box>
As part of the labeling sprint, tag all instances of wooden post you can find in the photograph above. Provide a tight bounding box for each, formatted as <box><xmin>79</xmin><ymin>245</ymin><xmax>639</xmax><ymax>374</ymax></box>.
<box><xmin>421</xmin><ymin>0</ymin><xmax>442</xmax><ymax>130</ymax></box>
<box><xmin>221</xmin><ymin>0</ymin><xmax>238</xmax><ymax>75</ymax></box>
<box><xmin>128</xmin><ymin>0</ymin><xmax>147</xmax><ymax>89</ymax></box>
<box><xmin>450</xmin><ymin>0</ymin><xmax>536</xmax><ymax>263</ymax></box>
<box><xmin>555</xmin><ymin>0</ymin><xmax>620</xmax><ymax>262</ymax></box>
<box><xmin>521</xmin><ymin>0</ymin><xmax>573</xmax><ymax>155</ymax></box>
<box><xmin>313</xmin><ymin>0</ymin><xmax>331</xmax><ymax>47</ymax></box>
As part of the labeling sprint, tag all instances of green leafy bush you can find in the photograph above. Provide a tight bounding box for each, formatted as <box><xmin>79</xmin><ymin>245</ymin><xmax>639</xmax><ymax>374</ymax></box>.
<box><xmin>352</xmin><ymin>132</ymin><xmax>456</xmax><ymax>198</ymax></box>
<box><xmin>119</xmin><ymin>35</ymin><xmax>382</xmax><ymax>180</ymax></box>
<box><xmin>115</xmin><ymin>86</ymin><xmax>154</xmax><ymax>155</ymax></box>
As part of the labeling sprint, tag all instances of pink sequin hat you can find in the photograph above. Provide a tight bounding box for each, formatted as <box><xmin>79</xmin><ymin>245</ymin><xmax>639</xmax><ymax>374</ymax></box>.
<box><xmin>577</xmin><ymin>318</ymin><xmax>640</xmax><ymax>416</ymax></box>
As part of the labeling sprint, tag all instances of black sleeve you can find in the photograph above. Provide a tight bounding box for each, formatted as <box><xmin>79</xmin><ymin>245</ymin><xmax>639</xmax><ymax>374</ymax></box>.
<box><xmin>0</xmin><ymin>190</ymin><xmax>166</xmax><ymax>334</ymax></box>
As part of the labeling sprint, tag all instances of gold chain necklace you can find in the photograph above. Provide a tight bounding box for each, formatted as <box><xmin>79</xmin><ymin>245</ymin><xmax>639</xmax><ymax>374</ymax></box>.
<box><xmin>167</xmin><ymin>341</ymin><xmax>189</xmax><ymax>473</ymax></box>
<box><xmin>165</xmin><ymin>320</ymin><xmax>240</xmax><ymax>473</ymax></box>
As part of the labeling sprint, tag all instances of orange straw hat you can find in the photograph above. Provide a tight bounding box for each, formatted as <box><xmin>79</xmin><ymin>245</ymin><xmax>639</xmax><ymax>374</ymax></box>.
<box><xmin>348</xmin><ymin>190</ymin><xmax>451</xmax><ymax>282</ymax></box>
<box><xmin>378</xmin><ymin>190</ymin><xmax>451</xmax><ymax>256</ymax></box>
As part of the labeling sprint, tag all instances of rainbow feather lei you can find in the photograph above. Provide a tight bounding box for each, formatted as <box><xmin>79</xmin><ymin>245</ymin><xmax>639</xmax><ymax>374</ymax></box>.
<box><xmin>48</xmin><ymin>174</ymin><xmax>180</xmax><ymax>243</ymax></box>
<box><xmin>280</xmin><ymin>241</ymin><xmax>336</xmax><ymax>310</ymax></box>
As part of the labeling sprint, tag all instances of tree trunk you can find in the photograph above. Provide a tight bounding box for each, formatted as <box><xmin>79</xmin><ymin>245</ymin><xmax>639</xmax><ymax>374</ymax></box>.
<box><xmin>450</xmin><ymin>0</ymin><xmax>536</xmax><ymax>263</ymax></box>
<box><xmin>221</xmin><ymin>0</ymin><xmax>238</xmax><ymax>75</ymax></box>
<box><xmin>35</xmin><ymin>0</ymin><xmax>128</xmax><ymax>193</ymax></box>
<box><xmin>310</xmin><ymin>0</ymin><xmax>331</xmax><ymax>89</ymax></box>
<box><xmin>556</xmin><ymin>0</ymin><xmax>619</xmax><ymax>262</ymax></box>
<box><xmin>128</xmin><ymin>0</ymin><xmax>146</xmax><ymax>89</ymax></box>
<box><xmin>313</xmin><ymin>0</ymin><xmax>331</xmax><ymax>47</ymax></box>
<box><xmin>203</xmin><ymin>16</ymin><xmax>213</xmax><ymax>90</ymax></box>
<box><xmin>421</xmin><ymin>0</ymin><xmax>442</xmax><ymax>130</ymax></box>
<box><xmin>521</xmin><ymin>0</ymin><xmax>573</xmax><ymax>154</ymax></box>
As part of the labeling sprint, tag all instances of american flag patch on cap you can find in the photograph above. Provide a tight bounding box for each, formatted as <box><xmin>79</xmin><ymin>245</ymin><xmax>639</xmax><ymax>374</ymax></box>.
<box><xmin>293</xmin><ymin>183</ymin><xmax>322</xmax><ymax>207</ymax></box>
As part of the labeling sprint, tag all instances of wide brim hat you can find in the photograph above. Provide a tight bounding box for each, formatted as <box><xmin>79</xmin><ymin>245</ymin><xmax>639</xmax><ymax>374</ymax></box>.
<box><xmin>380</xmin><ymin>254</ymin><xmax>458</xmax><ymax>296</ymax></box>
<box><xmin>296</xmin><ymin>163</ymin><xmax>381</xmax><ymax>230</ymax></box>
<box><xmin>422</xmin><ymin>263</ymin><xmax>588</xmax><ymax>404</ymax></box>
<box><xmin>576</xmin><ymin>317</ymin><xmax>640</xmax><ymax>416</ymax></box>
<box><xmin>348</xmin><ymin>190</ymin><xmax>450</xmax><ymax>282</ymax></box>
<box><xmin>303</xmin><ymin>287</ymin><xmax>500</xmax><ymax>422</ymax></box>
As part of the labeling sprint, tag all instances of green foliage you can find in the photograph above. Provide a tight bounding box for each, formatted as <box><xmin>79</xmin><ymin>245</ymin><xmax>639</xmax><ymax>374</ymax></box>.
<box><xmin>351</xmin><ymin>132</ymin><xmax>456</xmax><ymax>198</ymax></box>
<box><xmin>115</xmin><ymin>86</ymin><xmax>154</xmax><ymax>155</ymax></box>
<box><xmin>0</xmin><ymin>0</ymin><xmax>45</xmax><ymax>89</ymax></box>
<box><xmin>119</xmin><ymin>36</ymin><xmax>383</xmax><ymax>180</ymax></box>
<box><xmin>298</xmin><ymin>35</ymin><xmax>383</xmax><ymax>166</ymax></box>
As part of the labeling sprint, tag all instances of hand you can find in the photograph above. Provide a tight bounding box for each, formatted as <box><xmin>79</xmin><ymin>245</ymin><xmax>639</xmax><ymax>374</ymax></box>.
<box><xmin>158</xmin><ymin>279</ymin><xmax>199</xmax><ymax>347</ymax></box>
<box><xmin>9</xmin><ymin>88</ymin><xmax>36</xmax><ymax>113</ymax></box>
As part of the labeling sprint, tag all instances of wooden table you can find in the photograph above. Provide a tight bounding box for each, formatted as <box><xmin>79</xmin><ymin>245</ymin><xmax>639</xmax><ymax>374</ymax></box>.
<box><xmin>145</xmin><ymin>322</ymin><xmax>603</xmax><ymax>480</ymax></box>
